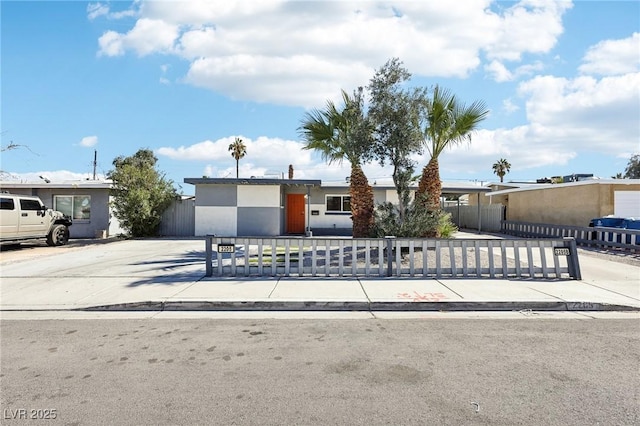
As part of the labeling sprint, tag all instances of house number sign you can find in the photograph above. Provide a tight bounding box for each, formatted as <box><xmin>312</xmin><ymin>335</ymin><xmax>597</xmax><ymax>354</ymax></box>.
<box><xmin>217</xmin><ymin>244</ymin><xmax>235</xmax><ymax>253</ymax></box>
<box><xmin>553</xmin><ymin>247</ymin><xmax>571</xmax><ymax>256</ymax></box>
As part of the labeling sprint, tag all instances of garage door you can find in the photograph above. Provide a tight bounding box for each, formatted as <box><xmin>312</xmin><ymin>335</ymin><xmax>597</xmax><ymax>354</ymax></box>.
<box><xmin>614</xmin><ymin>191</ymin><xmax>640</xmax><ymax>217</ymax></box>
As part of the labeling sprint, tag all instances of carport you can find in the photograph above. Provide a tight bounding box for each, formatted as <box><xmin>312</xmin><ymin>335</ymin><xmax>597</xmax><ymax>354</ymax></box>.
<box><xmin>441</xmin><ymin>182</ymin><xmax>492</xmax><ymax>232</ymax></box>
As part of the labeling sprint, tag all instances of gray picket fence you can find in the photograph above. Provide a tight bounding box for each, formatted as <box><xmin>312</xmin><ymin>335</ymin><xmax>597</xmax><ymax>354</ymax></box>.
<box><xmin>501</xmin><ymin>220</ymin><xmax>640</xmax><ymax>251</ymax></box>
<box><xmin>205</xmin><ymin>236</ymin><xmax>581</xmax><ymax>280</ymax></box>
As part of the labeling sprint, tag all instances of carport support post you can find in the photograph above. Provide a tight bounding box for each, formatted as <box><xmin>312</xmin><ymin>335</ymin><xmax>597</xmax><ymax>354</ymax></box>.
<box><xmin>564</xmin><ymin>237</ymin><xmax>581</xmax><ymax>280</ymax></box>
<box><xmin>205</xmin><ymin>235</ymin><xmax>213</xmax><ymax>277</ymax></box>
<box><xmin>477</xmin><ymin>193</ymin><xmax>482</xmax><ymax>232</ymax></box>
<box><xmin>305</xmin><ymin>185</ymin><xmax>312</xmax><ymax>237</ymax></box>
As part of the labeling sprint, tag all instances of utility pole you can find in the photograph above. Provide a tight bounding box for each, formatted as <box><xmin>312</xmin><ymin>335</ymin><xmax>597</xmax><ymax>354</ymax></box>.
<box><xmin>93</xmin><ymin>150</ymin><xmax>97</xmax><ymax>180</ymax></box>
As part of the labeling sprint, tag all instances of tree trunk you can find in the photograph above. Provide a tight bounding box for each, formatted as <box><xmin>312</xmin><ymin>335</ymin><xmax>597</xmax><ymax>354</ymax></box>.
<box><xmin>417</xmin><ymin>157</ymin><xmax>441</xmax><ymax>211</ymax></box>
<box><xmin>349</xmin><ymin>165</ymin><xmax>375</xmax><ymax>238</ymax></box>
<box><xmin>236</xmin><ymin>159</ymin><xmax>239</xmax><ymax>178</ymax></box>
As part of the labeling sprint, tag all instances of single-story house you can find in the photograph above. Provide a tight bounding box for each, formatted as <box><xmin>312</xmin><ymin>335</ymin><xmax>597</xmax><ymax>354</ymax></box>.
<box><xmin>0</xmin><ymin>180</ymin><xmax>122</xmax><ymax>238</ymax></box>
<box><xmin>474</xmin><ymin>179</ymin><xmax>640</xmax><ymax>227</ymax></box>
<box><xmin>184</xmin><ymin>177</ymin><xmax>491</xmax><ymax>237</ymax></box>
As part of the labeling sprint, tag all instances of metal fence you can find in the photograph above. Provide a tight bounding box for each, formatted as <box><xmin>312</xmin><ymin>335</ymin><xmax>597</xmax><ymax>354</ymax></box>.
<box><xmin>159</xmin><ymin>198</ymin><xmax>195</xmax><ymax>237</ymax></box>
<box><xmin>444</xmin><ymin>204</ymin><xmax>504</xmax><ymax>232</ymax></box>
<box><xmin>501</xmin><ymin>220</ymin><xmax>640</xmax><ymax>252</ymax></box>
<box><xmin>205</xmin><ymin>236</ymin><xmax>581</xmax><ymax>280</ymax></box>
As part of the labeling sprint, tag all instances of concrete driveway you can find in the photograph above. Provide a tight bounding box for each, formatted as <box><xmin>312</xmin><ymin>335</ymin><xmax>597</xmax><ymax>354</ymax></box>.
<box><xmin>1</xmin><ymin>239</ymin><xmax>207</xmax><ymax>309</ymax></box>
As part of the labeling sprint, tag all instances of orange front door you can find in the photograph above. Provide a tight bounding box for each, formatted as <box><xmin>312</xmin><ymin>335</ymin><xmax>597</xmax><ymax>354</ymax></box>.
<box><xmin>286</xmin><ymin>194</ymin><xmax>305</xmax><ymax>234</ymax></box>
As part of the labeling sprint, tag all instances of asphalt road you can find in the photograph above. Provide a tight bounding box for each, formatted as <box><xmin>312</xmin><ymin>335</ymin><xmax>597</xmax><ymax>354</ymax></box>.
<box><xmin>1</xmin><ymin>318</ymin><xmax>638</xmax><ymax>425</ymax></box>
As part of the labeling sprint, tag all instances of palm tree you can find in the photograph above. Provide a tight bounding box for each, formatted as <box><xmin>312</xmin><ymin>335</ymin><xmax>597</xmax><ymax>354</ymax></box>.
<box><xmin>492</xmin><ymin>158</ymin><xmax>511</xmax><ymax>182</ymax></box>
<box><xmin>228</xmin><ymin>137</ymin><xmax>247</xmax><ymax>178</ymax></box>
<box><xmin>417</xmin><ymin>85</ymin><xmax>489</xmax><ymax>211</ymax></box>
<box><xmin>299</xmin><ymin>88</ymin><xmax>375</xmax><ymax>237</ymax></box>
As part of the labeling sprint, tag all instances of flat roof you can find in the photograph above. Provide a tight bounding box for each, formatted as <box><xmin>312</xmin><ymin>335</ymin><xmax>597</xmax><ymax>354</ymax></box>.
<box><xmin>0</xmin><ymin>180</ymin><xmax>113</xmax><ymax>189</ymax></box>
<box><xmin>185</xmin><ymin>178</ymin><xmax>490</xmax><ymax>194</ymax></box>
<box><xmin>486</xmin><ymin>178</ymin><xmax>640</xmax><ymax>196</ymax></box>
<box><xmin>320</xmin><ymin>181</ymin><xmax>491</xmax><ymax>194</ymax></box>
<box><xmin>184</xmin><ymin>178</ymin><xmax>322</xmax><ymax>186</ymax></box>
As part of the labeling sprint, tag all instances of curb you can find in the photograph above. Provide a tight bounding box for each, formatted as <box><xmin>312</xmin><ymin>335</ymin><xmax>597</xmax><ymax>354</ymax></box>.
<box><xmin>74</xmin><ymin>300</ymin><xmax>640</xmax><ymax>312</ymax></box>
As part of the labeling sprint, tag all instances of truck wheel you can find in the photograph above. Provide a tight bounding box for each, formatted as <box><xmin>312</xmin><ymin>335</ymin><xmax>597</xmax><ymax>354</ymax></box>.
<box><xmin>47</xmin><ymin>224</ymin><xmax>70</xmax><ymax>246</ymax></box>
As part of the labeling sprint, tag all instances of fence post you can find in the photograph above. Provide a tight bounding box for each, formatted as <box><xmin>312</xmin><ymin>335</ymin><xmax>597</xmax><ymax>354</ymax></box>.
<box><xmin>564</xmin><ymin>237</ymin><xmax>582</xmax><ymax>280</ymax></box>
<box><xmin>385</xmin><ymin>236</ymin><xmax>395</xmax><ymax>277</ymax></box>
<box><xmin>205</xmin><ymin>234</ymin><xmax>214</xmax><ymax>277</ymax></box>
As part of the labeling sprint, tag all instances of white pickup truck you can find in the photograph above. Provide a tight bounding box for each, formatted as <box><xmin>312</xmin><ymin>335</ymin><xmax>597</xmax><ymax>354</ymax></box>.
<box><xmin>0</xmin><ymin>193</ymin><xmax>72</xmax><ymax>246</ymax></box>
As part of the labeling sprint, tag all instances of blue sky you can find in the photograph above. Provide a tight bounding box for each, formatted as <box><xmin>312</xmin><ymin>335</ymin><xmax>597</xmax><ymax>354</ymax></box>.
<box><xmin>2</xmin><ymin>0</ymin><xmax>639</xmax><ymax>195</ymax></box>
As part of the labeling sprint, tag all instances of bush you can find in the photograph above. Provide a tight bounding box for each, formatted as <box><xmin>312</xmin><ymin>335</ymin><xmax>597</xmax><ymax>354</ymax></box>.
<box><xmin>371</xmin><ymin>200</ymin><xmax>457</xmax><ymax>238</ymax></box>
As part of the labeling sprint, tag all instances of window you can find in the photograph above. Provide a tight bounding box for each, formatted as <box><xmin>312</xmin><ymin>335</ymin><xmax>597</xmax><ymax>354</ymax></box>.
<box><xmin>20</xmin><ymin>199</ymin><xmax>42</xmax><ymax>211</ymax></box>
<box><xmin>54</xmin><ymin>195</ymin><xmax>91</xmax><ymax>220</ymax></box>
<box><xmin>326</xmin><ymin>195</ymin><xmax>351</xmax><ymax>213</ymax></box>
<box><xmin>1</xmin><ymin>198</ymin><xmax>15</xmax><ymax>210</ymax></box>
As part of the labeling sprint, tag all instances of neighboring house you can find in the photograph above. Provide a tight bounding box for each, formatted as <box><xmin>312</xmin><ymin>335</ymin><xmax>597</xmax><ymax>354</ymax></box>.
<box><xmin>0</xmin><ymin>180</ymin><xmax>122</xmax><ymax>238</ymax></box>
<box><xmin>185</xmin><ymin>177</ymin><xmax>490</xmax><ymax>237</ymax></box>
<box><xmin>475</xmin><ymin>179</ymin><xmax>640</xmax><ymax>227</ymax></box>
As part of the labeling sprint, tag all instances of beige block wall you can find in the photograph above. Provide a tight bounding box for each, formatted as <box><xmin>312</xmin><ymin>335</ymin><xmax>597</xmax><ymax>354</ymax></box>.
<box><xmin>469</xmin><ymin>185</ymin><xmax>509</xmax><ymax>209</ymax></box>
<box><xmin>504</xmin><ymin>183</ymin><xmax>639</xmax><ymax>227</ymax></box>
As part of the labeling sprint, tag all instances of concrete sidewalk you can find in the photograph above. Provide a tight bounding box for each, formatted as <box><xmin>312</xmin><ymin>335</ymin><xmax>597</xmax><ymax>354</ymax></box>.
<box><xmin>1</xmin><ymin>238</ymin><xmax>639</xmax><ymax>312</ymax></box>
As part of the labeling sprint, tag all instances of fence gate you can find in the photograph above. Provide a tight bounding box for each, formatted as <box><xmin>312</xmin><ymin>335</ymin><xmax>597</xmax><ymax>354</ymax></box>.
<box><xmin>160</xmin><ymin>198</ymin><xmax>195</xmax><ymax>237</ymax></box>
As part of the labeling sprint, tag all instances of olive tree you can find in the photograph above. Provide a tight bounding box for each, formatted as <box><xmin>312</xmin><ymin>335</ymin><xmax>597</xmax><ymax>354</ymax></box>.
<box><xmin>367</xmin><ymin>58</ymin><xmax>425</xmax><ymax>225</ymax></box>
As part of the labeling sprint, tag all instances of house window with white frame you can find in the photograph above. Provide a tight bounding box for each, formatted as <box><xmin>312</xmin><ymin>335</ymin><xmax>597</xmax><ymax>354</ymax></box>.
<box><xmin>325</xmin><ymin>195</ymin><xmax>351</xmax><ymax>213</ymax></box>
<box><xmin>54</xmin><ymin>195</ymin><xmax>91</xmax><ymax>220</ymax></box>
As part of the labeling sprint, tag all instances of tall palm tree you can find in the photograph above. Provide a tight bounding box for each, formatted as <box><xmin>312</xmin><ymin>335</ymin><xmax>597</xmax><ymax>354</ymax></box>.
<box><xmin>228</xmin><ymin>137</ymin><xmax>247</xmax><ymax>178</ymax></box>
<box><xmin>492</xmin><ymin>158</ymin><xmax>511</xmax><ymax>182</ymax></box>
<box><xmin>299</xmin><ymin>88</ymin><xmax>375</xmax><ymax>237</ymax></box>
<box><xmin>417</xmin><ymin>85</ymin><xmax>489</xmax><ymax>211</ymax></box>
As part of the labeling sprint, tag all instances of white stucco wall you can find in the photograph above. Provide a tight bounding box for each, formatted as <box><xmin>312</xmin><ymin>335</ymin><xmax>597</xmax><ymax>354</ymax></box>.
<box><xmin>307</xmin><ymin>202</ymin><xmax>352</xmax><ymax>229</ymax></box>
<box><xmin>237</xmin><ymin>185</ymin><xmax>280</xmax><ymax>207</ymax></box>
<box><xmin>195</xmin><ymin>206</ymin><xmax>237</xmax><ymax>236</ymax></box>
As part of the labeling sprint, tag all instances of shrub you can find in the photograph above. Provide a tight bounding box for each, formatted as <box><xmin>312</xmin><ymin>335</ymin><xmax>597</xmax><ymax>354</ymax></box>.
<box><xmin>371</xmin><ymin>200</ymin><xmax>456</xmax><ymax>238</ymax></box>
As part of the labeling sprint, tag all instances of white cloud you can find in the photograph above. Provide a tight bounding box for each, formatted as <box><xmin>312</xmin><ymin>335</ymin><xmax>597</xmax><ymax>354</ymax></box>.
<box><xmin>518</xmin><ymin>72</ymin><xmax>640</xmax><ymax>153</ymax></box>
<box><xmin>430</xmin><ymin>71</ymin><xmax>640</xmax><ymax>177</ymax></box>
<box><xmin>485</xmin><ymin>60</ymin><xmax>513</xmax><ymax>82</ymax></box>
<box><xmin>484</xmin><ymin>0</ymin><xmax>572</xmax><ymax>61</ymax></box>
<box><xmin>96</xmin><ymin>0</ymin><xmax>571</xmax><ymax>107</ymax></box>
<box><xmin>87</xmin><ymin>3</ymin><xmax>109</xmax><ymax>21</ymax></box>
<box><xmin>79</xmin><ymin>135</ymin><xmax>98</xmax><ymax>147</ymax></box>
<box><xmin>91</xmin><ymin>0</ymin><xmax>638</xmax><ymax>179</ymax></box>
<box><xmin>159</xmin><ymin>63</ymin><xmax>170</xmax><ymax>84</ymax></box>
<box><xmin>157</xmin><ymin>135</ymin><xmax>315</xmax><ymax>168</ymax></box>
<box><xmin>158</xmin><ymin>134</ymin><xmax>400</xmax><ymax>183</ymax></box>
<box><xmin>98</xmin><ymin>18</ymin><xmax>179</xmax><ymax>57</ymax></box>
<box><xmin>87</xmin><ymin>2</ymin><xmax>139</xmax><ymax>21</ymax></box>
<box><xmin>485</xmin><ymin>60</ymin><xmax>544</xmax><ymax>82</ymax></box>
<box><xmin>502</xmin><ymin>98</ymin><xmax>520</xmax><ymax>113</ymax></box>
<box><xmin>184</xmin><ymin>55</ymin><xmax>371</xmax><ymax>108</ymax></box>
<box><xmin>579</xmin><ymin>32</ymin><xmax>640</xmax><ymax>76</ymax></box>
<box><xmin>157</xmin><ymin>59</ymin><xmax>640</xmax><ymax>180</ymax></box>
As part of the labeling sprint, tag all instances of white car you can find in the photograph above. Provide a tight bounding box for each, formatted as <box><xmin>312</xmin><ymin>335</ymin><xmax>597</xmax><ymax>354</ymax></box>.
<box><xmin>0</xmin><ymin>193</ymin><xmax>72</xmax><ymax>246</ymax></box>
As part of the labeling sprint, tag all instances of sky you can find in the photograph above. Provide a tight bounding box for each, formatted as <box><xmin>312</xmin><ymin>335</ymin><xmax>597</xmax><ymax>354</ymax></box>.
<box><xmin>1</xmin><ymin>0</ymin><xmax>639</xmax><ymax>195</ymax></box>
